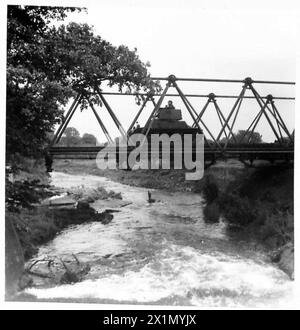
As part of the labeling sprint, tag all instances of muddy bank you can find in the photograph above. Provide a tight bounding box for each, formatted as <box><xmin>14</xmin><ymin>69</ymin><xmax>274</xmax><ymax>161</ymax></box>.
<box><xmin>53</xmin><ymin>159</ymin><xmax>199</xmax><ymax>192</ymax></box>
<box><xmin>53</xmin><ymin>159</ymin><xmax>245</xmax><ymax>193</ymax></box>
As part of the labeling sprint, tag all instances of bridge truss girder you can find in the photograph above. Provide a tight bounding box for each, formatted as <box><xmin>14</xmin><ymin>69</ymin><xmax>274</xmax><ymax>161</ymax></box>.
<box><xmin>50</xmin><ymin>74</ymin><xmax>294</xmax><ymax>161</ymax></box>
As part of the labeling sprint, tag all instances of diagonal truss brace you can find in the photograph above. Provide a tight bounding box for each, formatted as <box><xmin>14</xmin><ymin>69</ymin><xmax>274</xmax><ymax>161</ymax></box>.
<box><xmin>192</xmin><ymin>93</ymin><xmax>238</xmax><ymax>144</ymax></box>
<box><xmin>127</xmin><ymin>93</ymin><xmax>156</xmax><ymax>134</ymax></box>
<box><xmin>216</xmin><ymin>77</ymin><xmax>293</xmax><ymax>148</ymax></box>
<box><xmin>51</xmin><ymin>93</ymin><xmax>114</xmax><ymax>145</ymax></box>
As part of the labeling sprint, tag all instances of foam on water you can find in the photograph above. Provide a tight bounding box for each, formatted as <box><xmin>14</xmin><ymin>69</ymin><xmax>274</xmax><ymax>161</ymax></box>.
<box><xmin>26</xmin><ymin>243</ymin><xmax>294</xmax><ymax>307</ymax></box>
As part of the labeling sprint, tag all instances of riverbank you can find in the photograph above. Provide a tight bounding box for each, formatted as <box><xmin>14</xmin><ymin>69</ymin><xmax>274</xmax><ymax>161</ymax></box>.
<box><xmin>6</xmin><ymin>165</ymin><xmax>124</xmax><ymax>296</ymax></box>
<box><xmin>53</xmin><ymin>158</ymin><xmax>245</xmax><ymax>192</ymax></box>
<box><xmin>7</xmin><ymin>203</ymin><xmax>113</xmax><ymax>260</ymax></box>
<box><xmin>214</xmin><ymin>165</ymin><xmax>294</xmax><ymax>279</ymax></box>
<box><xmin>53</xmin><ymin>158</ymin><xmax>294</xmax><ymax>278</ymax></box>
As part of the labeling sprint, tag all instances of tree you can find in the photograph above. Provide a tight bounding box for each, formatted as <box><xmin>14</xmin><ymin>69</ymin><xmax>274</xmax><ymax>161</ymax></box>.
<box><xmin>81</xmin><ymin>133</ymin><xmax>97</xmax><ymax>145</ymax></box>
<box><xmin>64</xmin><ymin>127</ymin><xmax>80</xmax><ymax>138</ymax></box>
<box><xmin>62</xmin><ymin>127</ymin><xmax>81</xmax><ymax>146</ymax></box>
<box><xmin>220</xmin><ymin>130</ymin><xmax>263</xmax><ymax>144</ymax></box>
<box><xmin>235</xmin><ymin>130</ymin><xmax>262</xmax><ymax>144</ymax></box>
<box><xmin>7</xmin><ymin>6</ymin><xmax>81</xmax><ymax>160</ymax></box>
<box><xmin>6</xmin><ymin>5</ymin><xmax>160</xmax><ymax>165</ymax></box>
<box><xmin>46</xmin><ymin>22</ymin><xmax>160</xmax><ymax>107</ymax></box>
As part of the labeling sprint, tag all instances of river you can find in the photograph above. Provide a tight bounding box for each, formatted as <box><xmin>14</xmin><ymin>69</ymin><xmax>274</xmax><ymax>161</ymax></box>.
<box><xmin>25</xmin><ymin>172</ymin><xmax>294</xmax><ymax>307</ymax></box>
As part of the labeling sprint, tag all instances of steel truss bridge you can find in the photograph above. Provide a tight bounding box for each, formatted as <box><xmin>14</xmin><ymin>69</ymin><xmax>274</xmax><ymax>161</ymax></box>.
<box><xmin>50</xmin><ymin>75</ymin><xmax>295</xmax><ymax>167</ymax></box>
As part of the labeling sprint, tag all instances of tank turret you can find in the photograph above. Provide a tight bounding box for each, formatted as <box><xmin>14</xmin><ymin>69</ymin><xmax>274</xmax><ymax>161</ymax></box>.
<box><xmin>132</xmin><ymin>100</ymin><xmax>202</xmax><ymax>135</ymax></box>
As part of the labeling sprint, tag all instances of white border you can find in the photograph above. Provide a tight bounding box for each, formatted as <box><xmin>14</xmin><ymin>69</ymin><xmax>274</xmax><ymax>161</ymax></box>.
<box><xmin>1</xmin><ymin>0</ymin><xmax>299</xmax><ymax>310</ymax></box>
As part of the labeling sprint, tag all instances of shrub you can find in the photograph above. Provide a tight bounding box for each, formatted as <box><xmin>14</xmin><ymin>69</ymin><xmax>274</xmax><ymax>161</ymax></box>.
<box><xmin>219</xmin><ymin>193</ymin><xmax>257</xmax><ymax>226</ymax></box>
<box><xmin>203</xmin><ymin>201</ymin><xmax>220</xmax><ymax>223</ymax></box>
<box><xmin>5</xmin><ymin>157</ymin><xmax>52</xmax><ymax>212</ymax></box>
<box><xmin>259</xmin><ymin>210</ymin><xmax>293</xmax><ymax>247</ymax></box>
<box><xmin>202</xmin><ymin>175</ymin><xmax>219</xmax><ymax>203</ymax></box>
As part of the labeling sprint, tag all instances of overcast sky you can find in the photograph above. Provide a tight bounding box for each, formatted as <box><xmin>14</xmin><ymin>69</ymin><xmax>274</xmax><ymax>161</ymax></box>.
<box><xmin>57</xmin><ymin>0</ymin><xmax>296</xmax><ymax>143</ymax></box>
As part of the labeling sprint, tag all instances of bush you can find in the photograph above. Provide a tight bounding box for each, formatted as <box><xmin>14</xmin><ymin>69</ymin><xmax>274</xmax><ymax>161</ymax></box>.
<box><xmin>6</xmin><ymin>157</ymin><xmax>52</xmax><ymax>212</ymax></box>
<box><xmin>203</xmin><ymin>202</ymin><xmax>220</xmax><ymax>223</ymax></box>
<box><xmin>5</xmin><ymin>178</ymin><xmax>51</xmax><ymax>212</ymax></box>
<box><xmin>202</xmin><ymin>175</ymin><xmax>219</xmax><ymax>204</ymax></box>
<box><xmin>7</xmin><ymin>211</ymin><xmax>39</xmax><ymax>259</ymax></box>
<box><xmin>259</xmin><ymin>211</ymin><xmax>293</xmax><ymax>248</ymax></box>
<box><xmin>219</xmin><ymin>193</ymin><xmax>257</xmax><ymax>226</ymax></box>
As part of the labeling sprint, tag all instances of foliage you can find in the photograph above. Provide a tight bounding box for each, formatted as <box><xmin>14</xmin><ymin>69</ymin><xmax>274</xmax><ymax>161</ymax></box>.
<box><xmin>5</xmin><ymin>156</ymin><xmax>53</xmax><ymax>212</ymax></box>
<box><xmin>56</xmin><ymin>127</ymin><xmax>99</xmax><ymax>146</ymax></box>
<box><xmin>220</xmin><ymin>130</ymin><xmax>263</xmax><ymax>144</ymax></box>
<box><xmin>218</xmin><ymin>192</ymin><xmax>257</xmax><ymax>226</ymax></box>
<box><xmin>5</xmin><ymin>176</ymin><xmax>51</xmax><ymax>212</ymax></box>
<box><xmin>47</xmin><ymin>22</ymin><xmax>161</xmax><ymax>103</ymax></box>
<box><xmin>61</xmin><ymin>127</ymin><xmax>81</xmax><ymax>146</ymax></box>
<box><xmin>202</xmin><ymin>175</ymin><xmax>219</xmax><ymax>204</ymax></box>
<box><xmin>7</xmin><ymin>5</ymin><xmax>160</xmax><ymax>213</ymax></box>
<box><xmin>203</xmin><ymin>201</ymin><xmax>220</xmax><ymax>223</ymax></box>
<box><xmin>236</xmin><ymin>130</ymin><xmax>262</xmax><ymax>143</ymax></box>
<box><xmin>82</xmin><ymin>133</ymin><xmax>97</xmax><ymax>145</ymax></box>
<box><xmin>259</xmin><ymin>210</ymin><xmax>293</xmax><ymax>248</ymax></box>
<box><xmin>7</xmin><ymin>6</ymin><xmax>81</xmax><ymax>159</ymax></box>
<box><xmin>64</xmin><ymin>127</ymin><xmax>80</xmax><ymax>138</ymax></box>
<box><xmin>216</xmin><ymin>165</ymin><xmax>294</xmax><ymax>249</ymax></box>
<box><xmin>7</xmin><ymin>5</ymin><xmax>160</xmax><ymax>163</ymax></box>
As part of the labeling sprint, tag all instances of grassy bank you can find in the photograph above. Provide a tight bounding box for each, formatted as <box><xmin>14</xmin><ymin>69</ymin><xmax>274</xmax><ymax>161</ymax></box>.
<box><xmin>202</xmin><ymin>165</ymin><xmax>294</xmax><ymax>278</ymax></box>
<box><xmin>7</xmin><ymin>205</ymin><xmax>112</xmax><ymax>261</ymax></box>
<box><xmin>207</xmin><ymin>166</ymin><xmax>293</xmax><ymax>246</ymax></box>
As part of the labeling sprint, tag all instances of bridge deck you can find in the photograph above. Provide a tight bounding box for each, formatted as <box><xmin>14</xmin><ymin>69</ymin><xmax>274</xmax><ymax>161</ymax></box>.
<box><xmin>49</xmin><ymin>143</ymin><xmax>294</xmax><ymax>162</ymax></box>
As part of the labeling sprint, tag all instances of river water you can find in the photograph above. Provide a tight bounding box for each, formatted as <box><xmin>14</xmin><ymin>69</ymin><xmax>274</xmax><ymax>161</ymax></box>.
<box><xmin>25</xmin><ymin>172</ymin><xmax>294</xmax><ymax>307</ymax></box>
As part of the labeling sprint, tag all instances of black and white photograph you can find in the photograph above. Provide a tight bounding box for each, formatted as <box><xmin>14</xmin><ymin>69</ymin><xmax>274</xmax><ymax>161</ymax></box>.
<box><xmin>2</xmin><ymin>0</ymin><xmax>299</xmax><ymax>310</ymax></box>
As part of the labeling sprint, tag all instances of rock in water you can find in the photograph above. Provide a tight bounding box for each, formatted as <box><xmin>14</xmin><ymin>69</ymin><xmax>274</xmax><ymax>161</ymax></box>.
<box><xmin>101</xmin><ymin>212</ymin><xmax>114</xmax><ymax>225</ymax></box>
<box><xmin>147</xmin><ymin>191</ymin><xmax>156</xmax><ymax>203</ymax></box>
<box><xmin>77</xmin><ymin>200</ymin><xmax>90</xmax><ymax>210</ymax></box>
<box><xmin>278</xmin><ymin>243</ymin><xmax>294</xmax><ymax>280</ymax></box>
